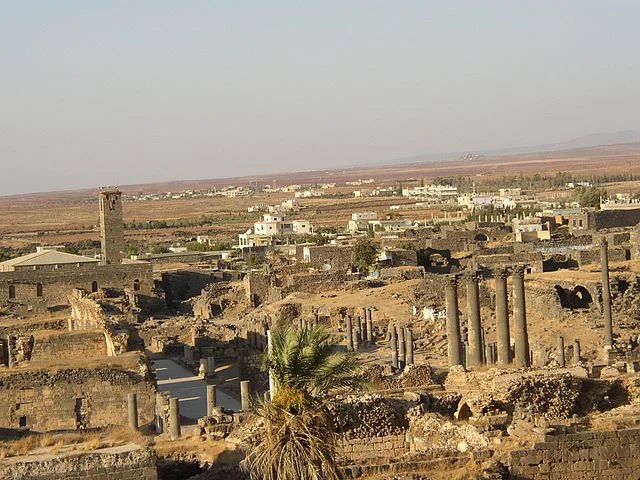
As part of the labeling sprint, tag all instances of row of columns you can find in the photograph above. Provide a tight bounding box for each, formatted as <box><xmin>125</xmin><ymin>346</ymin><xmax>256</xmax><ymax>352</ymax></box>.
<box><xmin>146</xmin><ymin>380</ymin><xmax>251</xmax><ymax>441</ymax></box>
<box><xmin>390</xmin><ymin>325</ymin><xmax>414</xmax><ymax>369</ymax></box>
<box><xmin>444</xmin><ymin>266</ymin><xmax>529</xmax><ymax>369</ymax></box>
<box><xmin>345</xmin><ymin>309</ymin><xmax>375</xmax><ymax>351</ymax></box>
<box><xmin>557</xmin><ymin>336</ymin><xmax>581</xmax><ymax>367</ymax></box>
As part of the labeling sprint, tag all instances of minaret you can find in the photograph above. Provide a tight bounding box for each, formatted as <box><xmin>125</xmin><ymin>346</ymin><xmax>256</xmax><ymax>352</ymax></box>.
<box><xmin>99</xmin><ymin>188</ymin><xmax>124</xmax><ymax>265</ymax></box>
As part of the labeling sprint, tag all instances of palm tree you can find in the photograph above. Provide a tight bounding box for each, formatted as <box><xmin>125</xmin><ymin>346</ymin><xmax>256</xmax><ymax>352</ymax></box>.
<box><xmin>241</xmin><ymin>325</ymin><xmax>364</xmax><ymax>480</ymax></box>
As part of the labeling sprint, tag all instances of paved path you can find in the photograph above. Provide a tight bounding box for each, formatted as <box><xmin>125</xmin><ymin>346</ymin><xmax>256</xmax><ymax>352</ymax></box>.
<box><xmin>153</xmin><ymin>358</ymin><xmax>240</xmax><ymax>419</ymax></box>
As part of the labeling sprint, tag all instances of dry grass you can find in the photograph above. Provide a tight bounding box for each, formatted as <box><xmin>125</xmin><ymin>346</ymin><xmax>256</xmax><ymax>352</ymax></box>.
<box><xmin>0</xmin><ymin>426</ymin><xmax>147</xmax><ymax>458</ymax></box>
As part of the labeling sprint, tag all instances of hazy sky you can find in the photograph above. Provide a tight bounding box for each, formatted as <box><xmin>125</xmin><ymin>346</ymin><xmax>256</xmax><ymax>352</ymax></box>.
<box><xmin>1</xmin><ymin>1</ymin><xmax>639</xmax><ymax>194</ymax></box>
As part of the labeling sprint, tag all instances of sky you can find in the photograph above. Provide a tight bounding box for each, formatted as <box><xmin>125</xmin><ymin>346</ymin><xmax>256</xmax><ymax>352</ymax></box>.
<box><xmin>1</xmin><ymin>1</ymin><xmax>639</xmax><ymax>195</ymax></box>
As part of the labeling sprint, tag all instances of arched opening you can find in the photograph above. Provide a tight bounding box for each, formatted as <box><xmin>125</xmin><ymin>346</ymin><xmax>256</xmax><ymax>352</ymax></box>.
<box><xmin>573</xmin><ymin>285</ymin><xmax>593</xmax><ymax>309</ymax></box>
<box><xmin>36</xmin><ymin>283</ymin><xmax>43</xmax><ymax>298</ymax></box>
<box><xmin>133</xmin><ymin>279</ymin><xmax>140</xmax><ymax>292</ymax></box>
<box><xmin>554</xmin><ymin>285</ymin><xmax>568</xmax><ymax>308</ymax></box>
<box><xmin>474</xmin><ymin>232</ymin><xmax>489</xmax><ymax>242</ymax></box>
<box><xmin>91</xmin><ymin>281</ymin><xmax>98</xmax><ymax>293</ymax></box>
<box><xmin>8</xmin><ymin>285</ymin><xmax>16</xmax><ymax>300</ymax></box>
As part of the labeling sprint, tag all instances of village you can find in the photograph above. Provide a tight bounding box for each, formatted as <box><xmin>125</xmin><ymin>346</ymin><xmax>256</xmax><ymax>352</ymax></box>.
<box><xmin>1</xmin><ymin>170</ymin><xmax>640</xmax><ymax>479</ymax></box>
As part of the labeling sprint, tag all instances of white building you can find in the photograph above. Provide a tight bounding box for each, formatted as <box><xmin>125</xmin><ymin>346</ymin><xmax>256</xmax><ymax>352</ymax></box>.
<box><xmin>295</xmin><ymin>189</ymin><xmax>323</xmax><ymax>198</ymax></box>
<box><xmin>403</xmin><ymin>184</ymin><xmax>458</xmax><ymax>199</ymax></box>
<box><xmin>351</xmin><ymin>212</ymin><xmax>377</xmax><ymax>221</ymax></box>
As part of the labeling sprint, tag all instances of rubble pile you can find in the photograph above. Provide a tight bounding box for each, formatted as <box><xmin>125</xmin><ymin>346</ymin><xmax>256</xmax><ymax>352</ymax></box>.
<box><xmin>407</xmin><ymin>411</ymin><xmax>490</xmax><ymax>453</ymax></box>
<box><xmin>505</xmin><ymin>373</ymin><xmax>580</xmax><ymax>419</ymax></box>
<box><xmin>196</xmin><ymin>407</ymin><xmax>235</xmax><ymax>439</ymax></box>
<box><xmin>361</xmin><ymin>364</ymin><xmax>438</xmax><ymax>390</ymax></box>
<box><xmin>332</xmin><ymin>394</ymin><xmax>408</xmax><ymax>438</ymax></box>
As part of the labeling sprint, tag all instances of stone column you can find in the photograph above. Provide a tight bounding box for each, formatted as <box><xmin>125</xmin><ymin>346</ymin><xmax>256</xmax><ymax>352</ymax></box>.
<box><xmin>207</xmin><ymin>357</ymin><xmax>216</xmax><ymax>377</ymax></box>
<box><xmin>366</xmin><ymin>311</ymin><xmax>373</xmax><ymax>343</ymax></box>
<box><xmin>346</xmin><ymin>316</ymin><xmax>354</xmax><ymax>351</ymax></box>
<box><xmin>557</xmin><ymin>336</ymin><xmax>566</xmax><ymax>368</ymax></box>
<box><xmin>512</xmin><ymin>266</ymin><xmax>530</xmax><ymax>368</ymax></box>
<box><xmin>485</xmin><ymin>342</ymin><xmax>492</xmax><ymax>365</ymax></box>
<box><xmin>573</xmin><ymin>339</ymin><xmax>581</xmax><ymax>364</ymax></box>
<box><xmin>397</xmin><ymin>325</ymin><xmax>406</xmax><ymax>367</ymax></box>
<box><xmin>169</xmin><ymin>397</ymin><xmax>181</xmax><ymax>440</ymax></box>
<box><xmin>466</xmin><ymin>272</ymin><xmax>483</xmax><ymax>367</ymax></box>
<box><xmin>445</xmin><ymin>276</ymin><xmax>463</xmax><ymax>366</ymax></box>
<box><xmin>390</xmin><ymin>326</ymin><xmax>399</xmax><ymax>369</ymax></box>
<box><xmin>183</xmin><ymin>345</ymin><xmax>194</xmax><ymax>364</ymax></box>
<box><xmin>494</xmin><ymin>268</ymin><xmax>511</xmax><ymax>366</ymax></box>
<box><xmin>601</xmin><ymin>240</ymin><xmax>614</xmax><ymax>347</ymax></box>
<box><xmin>207</xmin><ymin>385</ymin><xmax>217</xmax><ymax>416</ymax></box>
<box><xmin>361</xmin><ymin>316</ymin><xmax>367</xmax><ymax>346</ymax></box>
<box><xmin>240</xmin><ymin>380</ymin><xmax>251</xmax><ymax>411</ymax></box>
<box><xmin>127</xmin><ymin>393</ymin><xmax>138</xmax><ymax>430</ymax></box>
<box><xmin>405</xmin><ymin>328</ymin><xmax>414</xmax><ymax>365</ymax></box>
<box><xmin>267</xmin><ymin>330</ymin><xmax>277</xmax><ymax>400</ymax></box>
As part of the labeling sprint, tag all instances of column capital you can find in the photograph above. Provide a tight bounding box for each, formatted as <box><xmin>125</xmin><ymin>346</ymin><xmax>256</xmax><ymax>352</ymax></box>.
<box><xmin>494</xmin><ymin>267</ymin><xmax>510</xmax><ymax>279</ymax></box>
<box><xmin>512</xmin><ymin>265</ymin><xmax>527</xmax><ymax>278</ymax></box>
<box><xmin>443</xmin><ymin>274</ymin><xmax>459</xmax><ymax>288</ymax></box>
<box><xmin>464</xmin><ymin>270</ymin><xmax>481</xmax><ymax>283</ymax></box>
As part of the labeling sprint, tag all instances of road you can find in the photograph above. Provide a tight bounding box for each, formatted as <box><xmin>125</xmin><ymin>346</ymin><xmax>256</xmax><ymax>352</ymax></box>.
<box><xmin>153</xmin><ymin>358</ymin><xmax>240</xmax><ymax>419</ymax></box>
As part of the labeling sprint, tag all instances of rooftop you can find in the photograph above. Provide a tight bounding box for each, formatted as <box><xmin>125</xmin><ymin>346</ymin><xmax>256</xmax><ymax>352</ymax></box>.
<box><xmin>0</xmin><ymin>250</ymin><xmax>99</xmax><ymax>271</ymax></box>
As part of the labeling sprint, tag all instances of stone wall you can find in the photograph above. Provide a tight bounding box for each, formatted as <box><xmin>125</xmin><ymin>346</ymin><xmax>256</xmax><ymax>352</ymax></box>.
<box><xmin>632</xmin><ymin>227</ymin><xmax>640</xmax><ymax>260</ymax></box>
<box><xmin>509</xmin><ymin>428</ymin><xmax>640</xmax><ymax>480</ymax></box>
<box><xmin>0</xmin><ymin>365</ymin><xmax>155</xmax><ymax>431</ymax></box>
<box><xmin>587</xmin><ymin>208</ymin><xmax>640</xmax><ymax>231</ymax></box>
<box><xmin>161</xmin><ymin>269</ymin><xmax>241</xmax><ymax>309</ymax></box>
<box><xmin>245</xmin><ymin>271</ymin><xmax>271</xmax><ymax>307</ymax></box>
<box><xmin>281</xmin><ymin>271</ymin><xmax>355</xmax><ymax>296</ymax></box>
<box><xmin>0</xmin><ymin>317</ymin><xmax>68</xmax><ymax>337</ymax></box>
<box><xmin>473</xmin><ymin>251</ymin><xmax>544</xmax><ymax>273</ymax></box>
<box><xmin>575</xmin><ymin>247</ymin><xmax>629</xmax><ymax>266</ymax></box>
<box><xmin>69</xmin><ymin>290</ymin><xmax>129</xmax><ymax>355</ymax></box>
<box><xmin>305</xmin><ymin>245</ymin><xmax>355</xmax><ymax>271</ymax></box>
<box><xmin>31</xmin><ymin>330</ymin><xmax>108</xmax><ymax>363</ymax></box>
<box><xmin>0</xmin><ymin>446</ymin><xmax>157</xmax><ymax>480</ymax></box>
<box><xmin>338</xmin><ymin>433</ymin><xmax>409</xmax><ymax>463</ymax></box>
<box><xmin>0</xmin><ymin>263</ymin><xmax>154</xmax><ymax>309</ymax></box>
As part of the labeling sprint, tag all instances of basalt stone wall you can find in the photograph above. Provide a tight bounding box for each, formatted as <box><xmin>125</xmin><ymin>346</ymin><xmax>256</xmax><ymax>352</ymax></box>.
<box><xmin>0</xmin><ymin>263</ymin><xmax>153</xmax><ymax>308</ymax></box>
<box><xmin>0</xmin><ymin>367</ymin><xmax>156</xmax><ymax>431</ymax></box>
<box><xmin>0</xmin><ymin>447</ymin><xmax>157</xmax><ymax>480</ymax></box>
<box><xmin>576</xmin><ymin>247</ymin><xmax>629</xmax><ymax>266</ymax></box>
<box><xmin>305</xmin><ymin>245</ymin><xmax>356</xmax><ymax>271</ymax></box>
<box><xmin>587</xmin><ymin>208</ymin><xmax>640</xmax><ymax>231</ymax></box>
<box><xmin>473</xmin><ymin>251</ymin><xmax>544</xmax><ymax>273</ymax></box>
<box><xmin>509</xmin><ymin>428</ymin><xmax>640</xmax><ymax>480</ymax></box>
<box><xmin>245</xmin><ymin>271</ymin><xmax>271</xmax><ymax>307</ymax></box>
<box><xmin>281</xmin><ymin>271</ymin><xmax>355</xmax><ymax>295</ymax></box>
<box><xmin>161</xmin><ymin>269</ymin><xmax>240</xmax><ymax>309</ymax></box>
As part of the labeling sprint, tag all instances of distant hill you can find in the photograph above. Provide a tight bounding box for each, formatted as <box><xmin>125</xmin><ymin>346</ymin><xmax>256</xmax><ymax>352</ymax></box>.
<box><xmin>2</xmin><ymin>133</ymin><xmax>640</xmax><ymax>202</ymax></box>
<box><xmin>550</xmin><ymin>130</ymin><xmax>640</xmax><ymax>150</ymax></box>
<box><xmin>387</xmin><ymin>130</ymin><xmax>640</xmax><ymax>165</ymax></box>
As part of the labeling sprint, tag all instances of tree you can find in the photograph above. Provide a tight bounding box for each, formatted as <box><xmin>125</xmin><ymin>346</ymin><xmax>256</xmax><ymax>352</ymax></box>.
<box><xmin>353</xmin><ymin>237</ymin><xmax>377</xmax><ymax>272</ymax></box>
<box><xmin>575</xmin><ymin>186</ymin><xmax>607</xmax><ymax>208</ymax></box>
<box><xmin>151</xmin><ymin>244</ymin><xmax>170</xmax><ymax>254</ymax></box>
<box><xmin>241</xmin><ymin>326</ymin><xmax>364</xmax><ymax>480</ymax></box>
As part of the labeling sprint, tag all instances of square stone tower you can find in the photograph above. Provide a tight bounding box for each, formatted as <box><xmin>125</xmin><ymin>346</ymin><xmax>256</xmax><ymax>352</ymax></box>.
<box><xmin>99</xmin><ymin>188</ymin><xmax>124</xmax><ymax>265</ymax></box>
